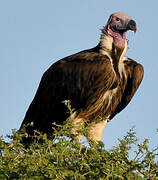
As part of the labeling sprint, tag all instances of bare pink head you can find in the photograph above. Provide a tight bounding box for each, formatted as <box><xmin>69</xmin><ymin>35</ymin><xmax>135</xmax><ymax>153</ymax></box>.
<box><xmin>106</xmin><ymin>12</ymin><xmax>137</xmax><ymax>48</ymax></box>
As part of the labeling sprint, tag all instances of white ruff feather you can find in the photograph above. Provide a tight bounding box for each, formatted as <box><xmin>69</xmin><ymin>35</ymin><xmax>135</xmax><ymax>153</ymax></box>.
<box><xmin>100</xmin><ymin>31</ymin><xmax>128</xmax><ymax>79</ymax></box>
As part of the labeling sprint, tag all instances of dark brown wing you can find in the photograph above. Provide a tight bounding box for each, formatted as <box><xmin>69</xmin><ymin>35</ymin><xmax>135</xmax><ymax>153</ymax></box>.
<box><xmin>20</xmin><ymin>51</ymin><xmax>116</xmax><ymax>135</ymax></box>
<box><xmin>110</xmin><ymin>58</ymin><xmax>144</xmax><ymax>119</ymax></box>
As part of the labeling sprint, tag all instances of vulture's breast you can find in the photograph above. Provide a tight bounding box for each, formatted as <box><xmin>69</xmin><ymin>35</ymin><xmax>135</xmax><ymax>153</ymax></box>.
<box><xmin>102</xmin><ymin>62</ymin><xmax>127</xmax><ymax>118</ymax></box>
<box><xmin>102</xmin><ymin>86</ymin><xmax>121</xmax><ymax>116</ymax></box>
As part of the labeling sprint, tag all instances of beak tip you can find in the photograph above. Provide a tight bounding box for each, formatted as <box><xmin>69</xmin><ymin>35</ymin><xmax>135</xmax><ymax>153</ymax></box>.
<box><xmin>127</xmin><ymin>19</ymin><xmax>137</xmax><ymax>33</ymax></box>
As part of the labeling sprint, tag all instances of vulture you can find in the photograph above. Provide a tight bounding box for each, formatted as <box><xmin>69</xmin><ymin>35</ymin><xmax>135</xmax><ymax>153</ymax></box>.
<box><xmin>20</xmin><ymin>12</ymin><xmax>144</xmax><ymax>143</ymax></box>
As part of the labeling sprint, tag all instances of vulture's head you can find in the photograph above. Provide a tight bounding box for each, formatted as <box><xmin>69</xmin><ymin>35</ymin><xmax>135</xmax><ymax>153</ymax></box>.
<box><xmin>105</xmin><ymin>12</ymin><xmax>137</xmax><ymax>49</ymax></box>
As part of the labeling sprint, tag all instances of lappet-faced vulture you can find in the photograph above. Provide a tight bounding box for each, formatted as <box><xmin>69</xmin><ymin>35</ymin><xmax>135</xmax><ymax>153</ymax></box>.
<box><xmin>20</xmin><ymin>12</ymin><xmax>144</xmax><ymax>143</ymax></box>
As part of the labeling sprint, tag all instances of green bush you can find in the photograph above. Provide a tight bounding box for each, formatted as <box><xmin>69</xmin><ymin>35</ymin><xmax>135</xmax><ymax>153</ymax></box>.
<box><xmin>0</xmin><ymin>121</ymin><xmax>158</xmax><ymax>179</ymax></box>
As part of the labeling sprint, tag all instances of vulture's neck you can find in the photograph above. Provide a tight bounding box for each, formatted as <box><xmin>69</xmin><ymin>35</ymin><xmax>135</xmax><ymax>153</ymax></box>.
<box><xmin>99</xmin><ymin>30</ymin><xmax>128</xmax><ymax>67</ymax></box>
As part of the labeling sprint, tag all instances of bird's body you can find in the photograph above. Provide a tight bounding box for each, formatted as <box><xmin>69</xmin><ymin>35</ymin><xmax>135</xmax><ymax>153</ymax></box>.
<box><xmin>20</xmin><ymin>12</ymin><xmax>144</xmax><ymax>143</ymax></box>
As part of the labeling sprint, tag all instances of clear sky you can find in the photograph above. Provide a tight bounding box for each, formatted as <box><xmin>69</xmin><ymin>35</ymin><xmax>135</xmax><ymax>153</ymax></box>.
<box><xmin>0</xmin><ymin>0</ymin><xmax>157</xmax><ymax>149</ymax></box>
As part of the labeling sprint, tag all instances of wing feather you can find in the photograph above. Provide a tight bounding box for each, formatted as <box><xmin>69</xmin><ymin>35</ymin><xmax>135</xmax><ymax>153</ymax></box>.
<box><xmin>110</xmin><ymin>58</ymin><xmax>144</xmax><ymax>119</ymax></box>
<box><xmin>20</xmin><ymin>52</ymin><xmax>116</xmax><ymax>134</ymax></box>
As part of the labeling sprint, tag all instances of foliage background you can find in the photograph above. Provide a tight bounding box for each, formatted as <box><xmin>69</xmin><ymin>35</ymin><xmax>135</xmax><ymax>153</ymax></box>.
<box><xmin>0</xmin><ymin>123</ymin><xmax>158</xmax><ymax>179</ymax></box>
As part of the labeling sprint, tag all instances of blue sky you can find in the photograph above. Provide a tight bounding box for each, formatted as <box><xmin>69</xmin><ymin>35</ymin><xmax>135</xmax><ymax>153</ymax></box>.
<box><xmin>0</xmin><ymin>0</ymin><xmax>157</xmax><ymax>149</ymax></box>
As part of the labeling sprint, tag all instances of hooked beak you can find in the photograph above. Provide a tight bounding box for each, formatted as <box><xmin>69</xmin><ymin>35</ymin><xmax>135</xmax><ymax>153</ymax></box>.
<box><xmin>108</xmin><ymin>19</ymin><xmax>137</xmax><ymax>34</ymax></box>
<box><xmin>126</xmin><ymin>19</ymin><xmax>137</xmax><ymax>33</ymax></box>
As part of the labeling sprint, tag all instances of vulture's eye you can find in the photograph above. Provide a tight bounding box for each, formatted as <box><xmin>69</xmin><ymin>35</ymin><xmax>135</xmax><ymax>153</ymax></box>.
<box><xmin>115</xmin><ymin>18</ymin><xmax>120</xmax><ymax>22</ymax></box>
